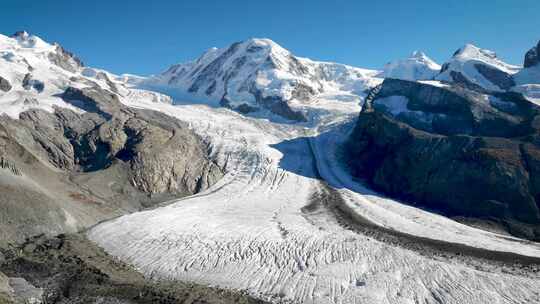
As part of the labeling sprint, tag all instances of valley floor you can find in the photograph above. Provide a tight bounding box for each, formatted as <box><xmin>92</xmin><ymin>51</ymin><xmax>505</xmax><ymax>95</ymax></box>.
<box><xmin>88</xmin><ymin>93</ymin><xmax>540</xmax><ymax>304</ymax></box>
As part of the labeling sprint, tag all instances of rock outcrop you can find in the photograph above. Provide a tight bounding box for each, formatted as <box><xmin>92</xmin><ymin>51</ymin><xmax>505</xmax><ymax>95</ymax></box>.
<box><xmin>21</xmin><ymin>73</ymin><xmax>44</xmax><ymax>92</ymax></box>
<box><xmin>47</xmin><ymin>43</ymin><xmax>84</xmax><ymax>73</ymax></box>
<box><xmin>0</xmin><ymin>85</ymin><xmax>222</xmax><ymax>245</ymax></box>
<box><xmin>0</xmin><ymin>76</ymin><xmax>11</xmax><ymax>92</ymax></box>
<box><xmin>347</xmin><ymin>78</ymin><xmax>540</xmax><ymax>240</ymax></box>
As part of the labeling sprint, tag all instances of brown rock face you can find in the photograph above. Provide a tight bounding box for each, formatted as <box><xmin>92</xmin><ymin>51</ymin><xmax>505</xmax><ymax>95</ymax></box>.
<box><xmin>347</xmin><ymin>79</ymin><xmax>540</xmax><ymax>240</ymax></box>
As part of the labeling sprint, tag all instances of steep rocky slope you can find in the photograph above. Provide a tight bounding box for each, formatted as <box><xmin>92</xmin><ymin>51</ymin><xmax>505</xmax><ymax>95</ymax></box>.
<box><xmin>346</xmin><ymin>76</ymin><xmax>540</xmax><ymax>240</ymax></box>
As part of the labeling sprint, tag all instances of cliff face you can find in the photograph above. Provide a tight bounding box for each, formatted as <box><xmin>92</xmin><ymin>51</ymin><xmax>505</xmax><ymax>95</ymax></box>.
<box><xmin>347</xmin><ymin>79</ymin><xmax>540</xmax><ymax>240</ymax></box>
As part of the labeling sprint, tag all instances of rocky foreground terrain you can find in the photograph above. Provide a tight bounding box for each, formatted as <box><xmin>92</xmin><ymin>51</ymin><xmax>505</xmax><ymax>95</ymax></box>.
<box><xmin>0</xmin><ymin>234</ymin><xmax>265</xmax><ymax>304</ymax></box>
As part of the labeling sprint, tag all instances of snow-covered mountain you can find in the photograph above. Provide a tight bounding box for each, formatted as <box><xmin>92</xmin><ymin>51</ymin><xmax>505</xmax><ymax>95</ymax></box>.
<box><xmin>379</xmin><ymin>51</ymin><xmax>441</xmax><ymax>81</ymax></box>
<box><xmin>0</xmin><ymin>31</ymin><xmax>171</xmax><ymax>119</ymax></box>
<box><xmin>436</xmin><ymin>43</ymin><xmax>520</xmax><ymax>91</ymax></box>
<box><xmin>143</xmin><ymin>38</ymin><xmax>380</xmax><ymax>121</ymax></box>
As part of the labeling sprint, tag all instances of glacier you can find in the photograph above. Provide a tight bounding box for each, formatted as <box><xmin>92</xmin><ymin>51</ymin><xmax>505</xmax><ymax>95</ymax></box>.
<box><xmin>88</xmin><ymin>92</ymin><xmax>540</xmax><ymax>304</ymax></box>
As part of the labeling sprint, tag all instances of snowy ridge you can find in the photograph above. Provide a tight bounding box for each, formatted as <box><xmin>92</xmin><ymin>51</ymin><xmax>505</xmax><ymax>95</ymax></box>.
<box><xmin>379</xmin><ymin>51</ymin><xmax>441</xmax><ymax>81</ymax></box>
<box><xmin>436</xmin><ymin>44</ymin><xmax>520</xmax><ymax>91</ymax></box>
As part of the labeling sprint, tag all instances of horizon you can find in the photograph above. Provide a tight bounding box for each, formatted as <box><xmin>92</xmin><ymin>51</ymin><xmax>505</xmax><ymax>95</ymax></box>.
<box><xmin>1</xmin><ymin>0</ymin><xmax>539</xmax><ymax>75</ymax></box>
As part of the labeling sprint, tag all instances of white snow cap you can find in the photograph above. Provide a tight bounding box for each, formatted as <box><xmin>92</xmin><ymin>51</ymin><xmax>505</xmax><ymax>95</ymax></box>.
<box><xmin>147</xmin><ymin>37</ymin><xmax>380</xmax><ymax>109</ymax></box>
<box><xmin>380</xmin><ymin>50</ymin><xmax>441</xmax><ymax>81</ymax></box>
<box><xmin>436</xmin><ymin>43</ymin><xmax>520</xmax><ymax>91</ymax></box>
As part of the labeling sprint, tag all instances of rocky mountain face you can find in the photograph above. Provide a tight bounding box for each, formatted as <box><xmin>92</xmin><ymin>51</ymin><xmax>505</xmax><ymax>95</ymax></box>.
<box><xmin>379</xmin><ymin>51</ymin><xmax>441</xmax><ymax>81</ymax></box>
<box><xmin>0</xmin><ymin>32</ymin><xmax>222</xmax><ymax>245</ymax></box>
<box><xmin>347</xmin><ymin>41</ymin><xmax>540</xmax><ymax>240</ymax></box>
<box><xmin>144</xmin><ymin>38</ymin><xmax>379</xmax><ymax>121</ymax></box>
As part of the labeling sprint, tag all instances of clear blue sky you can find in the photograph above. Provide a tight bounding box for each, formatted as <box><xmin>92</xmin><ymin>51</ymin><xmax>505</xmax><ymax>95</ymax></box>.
<box><xmin>1</xmin><ymin>0</ymin><xmax>538</xmax><ymax>75</ymax></box>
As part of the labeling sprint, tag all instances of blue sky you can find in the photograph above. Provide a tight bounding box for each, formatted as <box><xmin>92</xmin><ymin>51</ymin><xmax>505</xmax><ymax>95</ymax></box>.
<box><xmin>1</xmin><ymin>0</ymin><xmax>538</xmax><ymax>75</ymax></box>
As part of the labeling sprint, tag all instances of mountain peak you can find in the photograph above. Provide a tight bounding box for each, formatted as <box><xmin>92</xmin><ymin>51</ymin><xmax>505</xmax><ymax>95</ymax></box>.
<box><xmin>12</xmin><ymin>30</ymin><xmax>30</xmax><ymax>39</ymax></box>
<box><xmin>411</xmin><ymin>50</ymin><xmax>427</xmax><ymax>59</ymax></box>
<box><xmin>380</xmin><ymin>51</ymin><xmax>440</xmax><ymax>81</ymax></box>
<box><xmin>243</xmin><ymin>37</ymin><xmax>280</xmax><ymax>47</ymax></box>
<box><xmin>239</xmin><ymin>38</ymin><xmax>290</xmax><ymax>57</ymax></box>
<box><xmin>9</xmin><ymin>30</ymin><xmax>50</xmax><ymax>49</ymax></box>
<box><xmin>453</xmin><ymin>43</ymin><xmax>498</xmax><ymax>61</ymax></box>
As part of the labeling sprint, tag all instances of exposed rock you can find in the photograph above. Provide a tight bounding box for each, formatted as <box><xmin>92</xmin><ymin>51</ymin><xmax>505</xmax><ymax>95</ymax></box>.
<box><xmin>474</xmin><ymin>63</ymin><xmax>515</xmax><ymax>90</ymax></box>
<box><xmin>59</xmin><ymin>86</ymin><xmax>223</xmax><ymax>193</ymax></box>
<box><xmin>347</xmin><ymin>78</ymin><xmax>540</xmax><ymax>240</ymax></box>
<box><xmin>448</xmin><ymin>71</ymin><xmax>488</xmax><ymax>92</ymax></box>
<box><xmin>62</xmin><ymin>86</ymin><xmax>121</xmax><ymax>118</ymax></box>
<box><xmin>7</xmin><ymin>278</ymin><xmax>43</xmax><ymax>304</ymax></box>
<box><xmin>21</xmin><ymin>74</ymin><xmax>44</xmax><ymax>93</ymax></box>
<box><xmin>0</xmin><ymin>272</ymin><xmax>14</xmax><ymax>304</ymax></box>
<box><xmin>251</xmin><ymin>89</ymin><xmax>307</xmax><ymax>122</ymax></box>
<box><xmin>291</xmin><ymin>82</ymin><xmax>317</xmax><ymax>100</ymax></box>
<box><xmin>47</xmin><ymin>44</ymin><xmax>84</xmax><ymax>73</ymax></box>
<box><xmin>524</xmin><ymin>40</ymin><xmax>540</xmax><ymax>68</ymax></box>
<box><xmin>0</xmin><ymin>76</ymin><xmax>11</xmax><ymax>92</ymax></box>
<box><xmin>367</xmin><ymin>78</ymin><xmax>536</xmax><ymax>137</ymax></box>
<box><xmin>0</xmin><ymin>85</ymin><xmax>223</xmax><ymax>245</ymax></box>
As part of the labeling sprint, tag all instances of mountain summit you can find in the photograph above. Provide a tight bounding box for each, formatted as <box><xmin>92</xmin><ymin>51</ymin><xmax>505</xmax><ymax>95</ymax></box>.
<box><xmin>436</xmin><ymin>43</ymin><xmax>520</xmax><ymax>91</ymax></box>
<box><xmin>379</xmin><ymin>50</ymin><xmax>441</xmax><ymax>81</ymax></box>
<box><xmin>146</xmin><ymin>38</ymin><xmax>380</xmax><ymax>121</ymax></box>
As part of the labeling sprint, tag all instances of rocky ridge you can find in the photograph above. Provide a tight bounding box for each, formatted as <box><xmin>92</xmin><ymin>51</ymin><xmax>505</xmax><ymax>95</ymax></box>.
<box><xmin>346</xmin><ymin>40</ymin><xmax>540</xmax><ymax>240</ymax></box>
